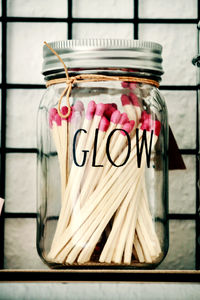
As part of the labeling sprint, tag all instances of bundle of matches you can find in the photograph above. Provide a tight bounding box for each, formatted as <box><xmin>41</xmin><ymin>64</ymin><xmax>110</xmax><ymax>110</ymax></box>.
<box><xmin>120</xmin><ymin>88</ymin><xmax>162</xmax><ymax>263</ymax></box>
<box><xmin>99</xmin><ymin>115</ymin><xmax>161</xmax><ymax>264</ymax></box>
<box><xmin>48</xmin><ymin>94</ymin><xmax>162</xmax><ymax>265</ymax></box>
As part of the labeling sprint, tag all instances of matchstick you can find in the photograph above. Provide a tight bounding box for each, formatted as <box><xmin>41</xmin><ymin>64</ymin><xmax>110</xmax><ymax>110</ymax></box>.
<box><xmin>133</xmin><ymin>234</ymin><xmax>145</xmax><ymax>263</ymax></box>
<box><xmin>59</xmin><ymin>106</ymin><xmax>69</xmax><ymax>199</ymax></box>
<box><xmin>49</xmin><ymin>108</ymin><xmax>67</xmax><ymax>201</ymax></box>
<box><xmin>69</xmin><ymin>100</ymin><xmax>84</xmax><ymax>138</ymax></box>
<box><xmin>135</xmin><ymin>220</ymin><xmax>153</xmax><ymax>263</ymax></box>
<box><xmin>67</xmin><ymin>101</ymin><xmax>85</xmax><ymax>172</ymax></box>
<box><xmin>121</xmin><ymin>94</ymin><xmax>137</xmax><ymax>121</ymax></box>
<box><xmin>129</xmin><ymin>92</ymin><xmax>141</xmax><ymax>125</ymax></box>
<box><xmin>121</xmin><ymin>92</ymin><xmax>142</xmax><ymax>128</ymax></box>
<box><xmin>137</xmin><ymin>208</ymin><xmax>158</xmax><ymax>259</ymax></box>
<box><xmin>121</xmin><ymin>80</ymin><xmax>143</xmax><ymax>127</ymax></box>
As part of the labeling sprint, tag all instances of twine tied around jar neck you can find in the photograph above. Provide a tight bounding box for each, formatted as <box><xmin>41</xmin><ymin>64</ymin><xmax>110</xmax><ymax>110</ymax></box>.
<box><xmin>44</xmin><ymin>41</ymin><xmax>160</xmax><ymax>119</ymax></box>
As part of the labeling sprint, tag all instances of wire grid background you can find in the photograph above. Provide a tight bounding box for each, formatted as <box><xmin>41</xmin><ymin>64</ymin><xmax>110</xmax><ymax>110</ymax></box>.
<box><xmin>0</xmin><ymin>0</ymin><xmax>199</xmax><ymax>270</ymax></box>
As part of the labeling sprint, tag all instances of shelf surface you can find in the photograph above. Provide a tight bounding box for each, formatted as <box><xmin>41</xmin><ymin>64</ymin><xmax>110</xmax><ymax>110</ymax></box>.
<box><xmin>0</xmin><ymin>270</ymin><xmax>200</xmax><ymax>283</ymax></box>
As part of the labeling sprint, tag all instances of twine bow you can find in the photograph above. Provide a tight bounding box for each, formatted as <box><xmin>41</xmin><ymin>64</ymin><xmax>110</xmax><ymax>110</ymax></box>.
<box><xmin>44</xmin><ymin>41</ymin><xmax>159</xmax><ymax>119</ymax></box>
<box><xmin>44</xmin><ymin>41</ymin><xmax>73</xmax><ymax>118</ymax></box>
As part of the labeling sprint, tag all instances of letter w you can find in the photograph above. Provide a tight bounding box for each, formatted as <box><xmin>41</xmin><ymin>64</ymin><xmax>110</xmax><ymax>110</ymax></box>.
<box><xmin>136</xmin><ymin>129</ymin><xmax>153</xmax><ymax>168</ymax></box>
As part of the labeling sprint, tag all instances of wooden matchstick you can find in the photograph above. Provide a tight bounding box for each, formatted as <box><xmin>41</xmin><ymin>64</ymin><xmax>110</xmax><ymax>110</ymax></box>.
<box><xmin>129</xmin><ymin>92</ymin><xmax>141</xmax><ymax>125</ymax></box>
<box><xmin>49</xmin><ymin>108</ymin><xmax>67</xmax><ymax>201</ymax></box>
<box><xmin>135</xmin><ymin>220</ymin><xmax>153</xmax><ymax>263</ymax></box>
<box><xmin>121</xmin><ymin>94</ymin><xmax>137</xmax><ymax>121</ymax></box>
<box><xmin>69</xmin><ymin>101</ymin><xmax>85</xmax><ymax>143</ymax></box>
<box><xmin>60</xmin><ymin>106</ymin><xmax>69</xmax><ymax>200</ymax></box>
<box><xmin>133</xmin><ymin>234</ymin><xmax>145</xmax><ymax>263</ymax></box>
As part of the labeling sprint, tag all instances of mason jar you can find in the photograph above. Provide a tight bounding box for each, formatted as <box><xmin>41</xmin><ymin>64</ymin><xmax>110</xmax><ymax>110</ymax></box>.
<box><xmin>37</xmin><ymin>39</ymin><xmax>169</xmax><ymax>269</ymax></box>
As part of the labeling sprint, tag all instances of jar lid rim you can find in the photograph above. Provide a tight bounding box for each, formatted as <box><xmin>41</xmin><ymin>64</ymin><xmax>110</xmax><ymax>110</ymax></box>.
<box><xmin>42</xmin><ymin>39</ymin><xmax>164</xmax><ymax>76</ymax></box>
<box><xmin>43</xmin><ymin>39</ymin><xmax>162</xmax><ymax>52</ymax></box>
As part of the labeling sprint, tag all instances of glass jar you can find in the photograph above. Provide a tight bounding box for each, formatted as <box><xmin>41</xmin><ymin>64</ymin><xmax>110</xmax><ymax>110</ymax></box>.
<box><xmin>37</xmin><ymin>39</ymin><xmax>169</xmax><ymax>269</ymax></box>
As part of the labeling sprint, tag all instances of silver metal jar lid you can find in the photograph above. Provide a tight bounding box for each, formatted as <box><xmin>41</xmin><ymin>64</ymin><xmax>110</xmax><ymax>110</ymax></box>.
<box><xmin>42</xmin><ymin>39</ymin><xmax>164</xmax><ymax>75</ymax></box>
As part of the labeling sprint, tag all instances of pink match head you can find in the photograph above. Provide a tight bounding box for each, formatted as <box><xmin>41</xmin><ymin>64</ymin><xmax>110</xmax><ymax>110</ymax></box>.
<box><xmin>121</xmin><ymin>122</ymin><xmax>132</xmax><ymax>136</ymax></box>
<box><xmin>121</xmin><ymin>94</ymin><xmax>131</xmax><ymax>106</ymax></box>
<box><xmin>86</xmin><ymin>101</ymin><xmax>96</xmax><ymax>120</ymax></box>
<box><xmin>60</xmin><ymin>106</ymin><xmax>68</xmax><ymax>120</ymax></box>
<box><xmin>110</xmin><ymin>110</ymin><xmax>121</xmax><ymax>124</ymax></box>
<box><xmin>74</xmin><ymin>100</ymin><xmax>84</xmax><ymax>113</ymax></box>
<box><xmin>49</xmin><ymin>107</ymin><xmax>57</xmax><ymax>119</ymax></box>
<box><xmin>141</xmin><ymin>118</ymin><xmax>161</xmax><ymax>136</ymax></box>
<box><xmin>119</xmin><ymin>113</ymin><xmax>129</xmax><ymax>125</ymax></box>
<box><xmin>104</xmin><ymin>104</ymin><xmax>116</xmax><ymax>119</ymax></box>
<box><xmin>140</xmin><ymin>111</ymin><xmax>150</xmax><ymax>123</ymax></box>
<box><xmin>154</xmin><ymin>120</ymin><xmax>161</xmax><ymax>136</ymax></box>
<box><xmin>140</xmin><ymin>118</ymin><xmax>151</xmax><ymax>132</ymax></box>
<box><xmin>95</xmin><ymin>103</ymin><xmax>106</xmax><ymax>116</ymax></box>
<box><xmin>129</xmin><ymin>92</ymin><xmax>140</xmax><ymax>107</ymax></box>
<box><xmin>111</xmin><ymin>103</ymin><xmax>118</xmax><ymax>110</ymax></box>
<box><xmin>49</xmin><ymin>108</ymin><xmax>57</xmax><ymax>128</ymax></box>
<box><xmin>99</xmin><ymin>116</ymin><xmax>110</xmax><ymax>132</ymax></box>
<box><xmin>129</xmin><ymin>82</ymin><xmax>137</xmax><ymax>90</ymax></box>
<box><xmin>54</xmin><ymin>113</ymin><xmax>62</xmax><ymax>126</ymax></box>
<box><xmin>67</xmin><ymin>106</ymin><xmax>74</xmax><ymax>122</ymax></box>
<box><xmin>49</xmin><ymin>108</ymin><xmax>58</xmax><ymax>128</ymax></box>
<box><xmin>121</xmin><ymin>81</ymin><xmax>129</xmax><ymax>88</ymax></box>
